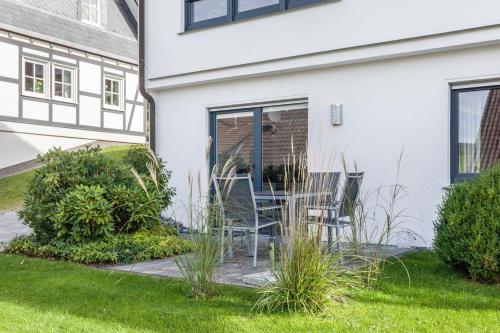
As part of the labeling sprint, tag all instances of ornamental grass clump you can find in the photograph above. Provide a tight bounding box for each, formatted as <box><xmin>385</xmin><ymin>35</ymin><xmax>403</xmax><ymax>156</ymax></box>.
<box><xmin>255</xmin><ymin>152</ymin><xmax>361</xmax><ymax>314</ymax></box>
<box><xmin>176</xmin><ymin>141</ymin><xmax>235</xmax><ymax>299</ymax></box>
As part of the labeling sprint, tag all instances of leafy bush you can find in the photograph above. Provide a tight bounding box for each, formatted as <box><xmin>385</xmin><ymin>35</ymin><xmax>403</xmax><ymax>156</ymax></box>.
<box><xmin>19</xmin><ymin>145</ymin><xmax>175</xmax><ymax>244</ymax></box>
<box><xmin>7</xmin><ymin>227</ymin><xmax>192</xmax><ymax>265</ymax></box>
<box><xmin>53</xmin><ymin>185</ymin><xmax>114</xmax><ymax>243</ymax></box>
<box><xmin>124</xmin><ymin>145</ymin><xmax>175</xmax><ymax>208</ymax></box>
<box><xmin>110</xmin><ymin>183</ymin><xmax>163</xmax><ymax>233</ymax></box>
<box><xmin>19</xmin><ymin>147</ymin><xmax>127</xmax><ymax>242</ymax></box>
<box><xmin>434</xmin><ymin>166</ymin><xmax>500</xmax><ymax>284</ymax></box>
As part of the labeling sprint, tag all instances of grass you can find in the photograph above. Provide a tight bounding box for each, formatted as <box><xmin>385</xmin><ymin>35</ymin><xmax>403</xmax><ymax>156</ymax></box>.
<box><xmin>0</xmin><ymin>170</ymin><xmax>36</xmax><ymax>212</ymax></box>
<box><xmin>0</xmin><ymin>145</ymin><xmax>134</xmax><ymax>213</ymax></box>
<box><xmin>0</xmin><ymin>251</ymin><xmax>497</xmax><ymax>333</ymax></box>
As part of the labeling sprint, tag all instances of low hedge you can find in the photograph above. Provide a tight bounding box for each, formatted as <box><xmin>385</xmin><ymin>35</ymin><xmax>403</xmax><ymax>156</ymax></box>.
<box><xmin>6</xmin><ymin>227</ymin><xmax>192</xmax><ymax>265</ymax></box>
<box><xmin>434</xmin><ymin>165</ymin><xmax>500</xmax><ymax>284</ymax></box>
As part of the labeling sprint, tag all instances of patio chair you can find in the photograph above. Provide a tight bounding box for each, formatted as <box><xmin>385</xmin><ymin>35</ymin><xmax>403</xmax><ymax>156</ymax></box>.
<box><xmin>212</xmin><ymin>174</ymin><xmax>283</xmax><ymax>268</ymax></box>
<box><xmin>306</xmin><ymin>172</ymin><xmax>364</xmax><ymax>250</ymax></box>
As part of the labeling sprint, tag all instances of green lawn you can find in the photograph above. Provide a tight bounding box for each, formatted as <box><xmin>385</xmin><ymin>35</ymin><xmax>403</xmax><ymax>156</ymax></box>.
<box><xmin>0</xmin><ymin>170</ymin><xmax>35</xmax><ymax>212</ymax></box>
<box><xmin>0</xmin><ymin>145</ymin><xmax>133</xmax><ymax>213</ymax></box>
<box><xmin>0</xmin><ymin>251</ymin><xmax>497</xmax><ymax>333</ymax></box>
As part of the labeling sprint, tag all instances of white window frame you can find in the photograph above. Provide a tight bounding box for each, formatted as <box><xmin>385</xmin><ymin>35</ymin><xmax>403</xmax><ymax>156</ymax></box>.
<box><xmin>22</xmin><ymin>57</ymin><xmax>50</xmax><ymax>99</ymax></box>
<box><xmin>52</xmin><ymin>64</ymin><xmax>78</xmax><ymax>104</ymax></box>
<box><xmin>81</xmin><ymin>0</ymin><xmax>101</xmax><ymax>26</ymax></box>
<box><xmin>103</xmin><ymin>75</ymin><xmax>124</xmax><ymax>111</ymax></box>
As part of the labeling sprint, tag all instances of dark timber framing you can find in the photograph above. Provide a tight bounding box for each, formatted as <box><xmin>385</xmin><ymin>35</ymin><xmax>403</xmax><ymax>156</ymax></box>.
<box><xmin>450</xmin><ymin>84</ymin><xmax>500</xmax><ymax>183</ymax></box>
<box><xmin>0</xmin><ymin>33</ymin><xmax>144</xmax><ymax>137</ymax></box>
<box><xmin>185</xmin><ymin>0</ymin><xmax>328</xmax><ymax>31</ymax></box>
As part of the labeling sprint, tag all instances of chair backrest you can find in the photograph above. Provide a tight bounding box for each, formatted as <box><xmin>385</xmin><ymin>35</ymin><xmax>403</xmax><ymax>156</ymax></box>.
<box><xmin>308</xmin><ymin>172</ymin><xmax>341</xmax><ymax>207</ymax></box>
<box><xmin>338</xmin><ymin>172</ymin><xmax>364</xmax><ymax>218</ymax></box>
<box><xmin>212</xmin><ymin>174</ymin><xmax>257</xmax><ymax>227</ymax></box>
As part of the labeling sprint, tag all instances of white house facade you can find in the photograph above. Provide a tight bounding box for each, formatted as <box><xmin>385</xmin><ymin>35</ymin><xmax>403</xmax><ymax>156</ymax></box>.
<box><xmin>144</xmin><ymin>0</ymin><xmax>500</xmax><ymax>247</ymax></box>
<box><xmin>0</xmin><ymin>0</ymin><xmax>146</xmax><ymax>170</ymax></box>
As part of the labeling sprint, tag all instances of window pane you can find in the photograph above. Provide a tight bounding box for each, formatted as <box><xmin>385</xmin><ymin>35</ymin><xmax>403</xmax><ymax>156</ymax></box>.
<box><xmin>105</xmin><ymin>92</ymin><xmax>112</xmax><ymax>105</ymax></box>
<box><xmin>191</xmin><ymin>0</ymin><xmax>227</xmax><ymax>23</ymax></box>
<box><xmin>83</xmin><ymin>0</ymin><xmax>90</xmax><ymax>5</ymax></box>
<box><xmin>112</xmin><ymin>93</ymin><xmax>119</xmax><ymax>106</ymax></box>
<box><xmin>54</xmin><ymin>68</ymin><xmax>62</xmax><ymax>82</ymax></box>
<box><xmin>90</xmin><ymin>8</ymin><xmax>98</xmax><ymax>23</ymax></box>
<box><xmin>35</xmin><ymin>64</ymin><xmax>44</xmax><ymax>79</ymax></box>
<box><xmin>216</xmin><ymin>112</ymin><xmax>254</xmax><ymax>174</ymax></box>
<box><xmin>105</xmin><ymin>79</ymin><xmax>111</xmax><ymax>92</ymax></box>
<box><xmin>25</xmin><ymin>77</ymin><xmax>34</xmax><ymax>92</ymax></box>
<box><xmin>54</xmin><ymin>82</ymin><xmax>62</xmax><ymax>96</ymax></box>
<box><xmin>35</xmin><ymin>79</ymin><xmax>44</xmax><ymax>94</ymax></box>
<box><xmin>82</xmin><ymin>5</ymin><xmax>89</xmax><ymax>20</ymax></box>
<box><xmin>262</xmin><ymin>107</ymin><xmax>308</xmax><ymax>191</ymax></box>
<box><xmin>112</xmin><ymin>81</ymin><xmax>119</xmax><ymax>93</ymax></box>
<box><xmin>25</xmin><ymin>62</ymin><xmax>33</xmax><ymax>77</ymax></box>
<box><xmin>458</xmin><ymin>89</ymin><xmax>500</xmax><ymax>173</ymax></box>
<box><xmin>90</xmin><ymin>0</ymin><xmax>98</xmax><ymax>7</ymax></box>
<box><xmin>63</xmin><ymin>85</ymin><xmax>72</xmax><ymax>98</ymax></box>
<box><xmin>63</xmin><ymin>70</ymin><xmax>72</xmax><ymax>84</ymax></box>
<box><xmin>238</xmin><ymin>0</ymin><xmax>279</xmax><ymax>12</ymax></box>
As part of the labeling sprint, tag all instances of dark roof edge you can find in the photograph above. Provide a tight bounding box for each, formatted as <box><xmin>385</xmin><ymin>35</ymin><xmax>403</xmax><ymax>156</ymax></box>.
<box><xmin>123</xmin><ymin>0</ymin><xmax>139</xmax><ymax>24</ymax></box>
<box><xmin>0</xmin><ymin>23</ymin><xmax>138</xmax><ymax>65</ymax></box>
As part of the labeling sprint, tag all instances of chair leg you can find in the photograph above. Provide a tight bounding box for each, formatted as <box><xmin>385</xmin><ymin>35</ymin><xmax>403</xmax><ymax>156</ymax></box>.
<box><xmin>228</xmin><ymin>228</ymin><xmax>234</xmax><ymax>258</ymax></box>
<box><xmin>327</xmin><ymin>209</ymin><xmax>333</xmax><ymax>252</ymax></box>
<box><xmin>335</xmin><ymin>211</ymin><xmax>341</xmax><ymax>250</ymax></box>
<box><xmin>246</xmin><ymin>230</ymin><xmax>252</xmax><ymax>257</ymax></box>
<box><xmin>220</xmin><ymin>228</ymin><xmax>225</xmax><ymax>264</ymax></box>
<box><xmin>253</xmin><ymin>229</ymin><xmax>258</xmax><ymax>268</ymax></box>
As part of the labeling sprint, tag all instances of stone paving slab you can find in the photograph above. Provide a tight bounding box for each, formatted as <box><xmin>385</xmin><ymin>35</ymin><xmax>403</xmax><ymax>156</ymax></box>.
<box><xmin>0</xmin><ymin>211</ymin><xmax>31</xmax><ymax>250</ymax></box>
<box><xmin>107</xmin><ymin>241</ymin><xmax>416</xmax><ymax>288</ymax></box>
<box><xmin>107</xmin><ymin>246</ymin><xmax>272</xmax><ymax>288</ymax></box>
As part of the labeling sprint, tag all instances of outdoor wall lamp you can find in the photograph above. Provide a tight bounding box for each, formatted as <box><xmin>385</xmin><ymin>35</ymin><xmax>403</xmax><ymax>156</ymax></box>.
<box><xmin>330</xmin><ymin>104</ymin><xmax>343</xmax><ymax>126</ymax></box>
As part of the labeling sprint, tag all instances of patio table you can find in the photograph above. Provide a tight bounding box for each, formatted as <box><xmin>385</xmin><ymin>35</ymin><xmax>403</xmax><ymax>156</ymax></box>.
<box><xmin>255</xmin><ymin>191</ymin><xmax>338</xmax><ymax>251</ymax></box>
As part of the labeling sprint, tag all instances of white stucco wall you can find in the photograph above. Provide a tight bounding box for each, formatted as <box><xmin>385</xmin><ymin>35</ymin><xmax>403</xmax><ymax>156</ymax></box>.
<box><xmin>145</xmin><ymin>0</ymin><xmax>500</xmax><ymax>83</ymax></box>
<box><xmin>0</xmin><ymin>120</ymin><xmax>146</xmax><ymax>168</ymax></box>
<box><xmin>0</xmin><ymin>131</ymin><xmax>92</xmax><ymax>169</ymax></box>
<box><xmin>152</xmin><ymin>44</ymin><xmax>500</xmax><ymax>247</ymax></box>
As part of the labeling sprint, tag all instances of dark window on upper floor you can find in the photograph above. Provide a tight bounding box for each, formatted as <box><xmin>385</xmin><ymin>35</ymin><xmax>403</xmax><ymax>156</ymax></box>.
<box><xmin>451</xmin><ymin>86</ymin><xmax>500</xmax><ymax>183</ymax></box>
<box><xmin>185</xmin><ymin>0</ymin><xmax>326</xmax><ymax>31</ymax></box>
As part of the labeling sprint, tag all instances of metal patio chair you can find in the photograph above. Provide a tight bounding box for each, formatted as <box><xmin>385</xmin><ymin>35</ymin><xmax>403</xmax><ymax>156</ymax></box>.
<box><xmin>212</xmin><ymin>174</ymin><xmax>283</xmax><ymax>268</ymax></box>
<box><xmin>306</xmin><ymin>172</ymin><xmax>364</xmax><ymax>250</ymax></box>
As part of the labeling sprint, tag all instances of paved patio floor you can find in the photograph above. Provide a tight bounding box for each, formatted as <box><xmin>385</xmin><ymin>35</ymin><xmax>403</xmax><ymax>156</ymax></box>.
<box><xmin>0</xmin><ymin>211</ymin><xmax>31</xmax><ymax>250</ymax></box>
<box><xmin>107</xmin><ymin>239</ymin><xmax>415</xmax><ymax>288</ymax></box>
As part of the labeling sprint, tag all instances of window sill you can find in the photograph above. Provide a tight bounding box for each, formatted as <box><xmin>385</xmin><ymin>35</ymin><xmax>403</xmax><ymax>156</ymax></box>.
<box><xmin>52</xmin><ymin>98</ymin><xmax>78</xmax><ymax>105</ymax></box>
<box><xmin>103</xmin><ymin>106</ymin><xmax>124</xmax><ymax>112</ymax></box>
<box><xmin>22</xmin><ymin>93</ymin><xmax>50</xmax><ymax>100</ymax></box>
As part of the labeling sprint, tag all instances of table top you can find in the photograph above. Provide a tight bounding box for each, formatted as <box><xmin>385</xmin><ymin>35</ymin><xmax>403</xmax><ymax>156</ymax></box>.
<box><xmin>254</xmin><ymin>191</ymin><xmax>330</xmax><ymax>200</ymax></box>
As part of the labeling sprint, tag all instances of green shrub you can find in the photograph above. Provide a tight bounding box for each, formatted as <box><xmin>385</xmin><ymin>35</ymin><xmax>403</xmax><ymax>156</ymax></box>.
<box><xmin>19</xmin><ymin>147</ymin><xmax>127</xmax><ymax>242</ymax></box>
<box><xmin>53</xmin><ymin>185</ymin><xmax>114</xmax><ymax>243</ymax></box>
<box><xmin>7</xmin><ymin>227</ymin><xmax>192</xmax><ymax>265</ymax></box>
<box><xmin>434</xmin><ymin>166</ymin><xmax>500</xmax><ymax>284</ymax></box>
<box><xmin>123</xmin><ymin>145</ymin><xmax>175</xmax><ymax>208</ymax></box>
<box><xmin>110</xmin><ymin>183</ymin><xmax>163</xmax><ymax>233</ymax></box>
<box><xmin>19</xmin><ymin>145</ymin><xmax>175</xmax><ymax>244</ymax></box>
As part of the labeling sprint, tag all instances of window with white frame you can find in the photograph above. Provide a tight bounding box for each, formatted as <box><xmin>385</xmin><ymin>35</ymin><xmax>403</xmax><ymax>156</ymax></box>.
<box><xmin>103</xmin><ymin>75</ymin><xmax>123</xmax><ymax>110</ymax></box>
<box><xmin>52</xmin><ymin>65</ymin><xmax>77</xmax><ymax>103</ymax></box>
<box><xmin>23</xmin><ymin>58</ymin><xmax>49</xmax><ymax>98</ymax></box>
<box><xmin>81</xmin><ymin>0</ymin><xmax>100</xmax><ymax>25</ymax></box>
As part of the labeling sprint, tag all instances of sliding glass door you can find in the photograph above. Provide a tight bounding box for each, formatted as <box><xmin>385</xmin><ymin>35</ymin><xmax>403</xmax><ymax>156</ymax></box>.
<box><xmin>210</xmin><ymin>104</ymin><xmax>308</xmax><ymax>191</ymax></box>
